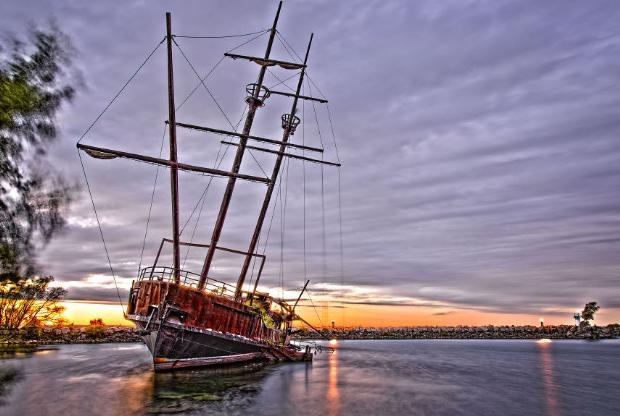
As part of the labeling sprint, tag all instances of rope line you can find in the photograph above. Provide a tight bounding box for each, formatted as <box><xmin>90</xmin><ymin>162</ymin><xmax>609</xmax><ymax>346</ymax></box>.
<box><xmin>173</xmin><ymin>39</ymin><xmax>237</xmax><ymax>130</ymax></box>
<box><xmin>77</xmin><ymin>150</ymin><xmax>125</xmax><ymax>314</ymax></box>
<box><xmin>275</xmin><ymin>31</ymin><xmax>303</xmax><ymax>63</ymax></box>
<box><xmin>180</xmin><ymin>103</ymin><xmax>248</xmax><ymax>265</ymax></box>
<box><xmin>175</xmin><ymin>29</ymin><xmax>269</xmax><ymax>114</ymax></box>
<box><xmin>175</xmin><ymin>56</ymin><xmax>226</xmax><ymax>112</ymax></box>
<box><xmin>173</xmin><ymin>39</ymin><xmax>269</xmax><ymax>178</ymax></box>
<box><xmin>138</xmin><ymin>124</ymin><xmax>167</xmax><ymax>272</ymax></box>
<box><xmin>77</xmin><ymin>37</ymin><xmax>165</xmax><ymax>144</ymax></box>
<box><xmin>266</xmin><ymin>68</ymin><xmax>298</xmax><ymax>92</ymax></box>
<box><xmin>302</xmin><ymin>88</ymin><xmax>307</xmax><ymax>283</ymax></box>
<box><xmin>307</xmin><ymin>80</ymin><xmax>327</xmax><ymax>280</ymax></box>
<box><xmin>306</xmin><ymin>290</ymin><xmax>324</xmax><ymax>329</ymax></box>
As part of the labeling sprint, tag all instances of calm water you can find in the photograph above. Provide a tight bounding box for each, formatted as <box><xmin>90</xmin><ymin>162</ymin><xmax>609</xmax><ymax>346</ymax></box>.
<box><xmin>1</xmin><ymin>339</ymin><xmax>619</xmax><ymax>415</ymax></box>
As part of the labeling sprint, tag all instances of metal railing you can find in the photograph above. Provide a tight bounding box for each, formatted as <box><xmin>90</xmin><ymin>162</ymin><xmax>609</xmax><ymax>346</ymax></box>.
<box><xmin>138</xmin><ymin>266</ymin><xmax>238</xmax><ymax>299</ymax></box>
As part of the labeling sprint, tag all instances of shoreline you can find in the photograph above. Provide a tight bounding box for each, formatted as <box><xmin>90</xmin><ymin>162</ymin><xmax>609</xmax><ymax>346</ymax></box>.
<box><xmin>1</xmin><ymin>324</ymin><xmax>618</xmax><ymax>346</ymax></box>
<box><xmin>296</xmin><ymin>324</ymin><xmax>620</xmax><ymax>340</ymax></box>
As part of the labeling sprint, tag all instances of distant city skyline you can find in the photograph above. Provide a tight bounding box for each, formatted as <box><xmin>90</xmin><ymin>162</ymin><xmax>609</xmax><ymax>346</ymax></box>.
<box><xmin>4</xmin><ymin>0</ymin><xmax>620</xmax><ymax>326</ymax></box>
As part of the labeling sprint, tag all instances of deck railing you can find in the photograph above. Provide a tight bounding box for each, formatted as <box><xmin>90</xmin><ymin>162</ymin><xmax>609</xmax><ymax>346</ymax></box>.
<box><xmin>138</xmin><ymin>266</ymin><xmax>238</xmax><ymax>299</ymax></box>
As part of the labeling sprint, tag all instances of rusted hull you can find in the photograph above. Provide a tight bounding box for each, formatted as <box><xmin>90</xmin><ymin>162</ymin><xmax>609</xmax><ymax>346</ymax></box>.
<box><xmin>154</xmin><ymin>352</ymin><xmax>266</xmax><ymax>371</ymax></box>
<box><xmin>126</xmin><ymin>279</ymin><xmax>311</xmax><ymax>370</ymax></box>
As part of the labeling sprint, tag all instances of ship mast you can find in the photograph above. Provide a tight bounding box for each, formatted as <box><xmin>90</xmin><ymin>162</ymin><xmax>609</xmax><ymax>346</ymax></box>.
<box><xmin>197</xmin><ymin>2</ymin><xmax>283</xmax><ymax>290</ymax></box>
<box><xmin>236</xmin><ymin>35</ymin><xmax>314</xmax><ymax>299</ymax></box>
<box><xmin>166</xmin><ymin>12</ymin><xmax>181</xmax><ymax>283</ymax></box>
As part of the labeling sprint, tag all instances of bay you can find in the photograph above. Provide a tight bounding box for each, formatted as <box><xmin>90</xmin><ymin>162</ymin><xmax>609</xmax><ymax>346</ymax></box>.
<box><xmin>0</xmin><ymin>339</ymin><xmax>618</xmax><ymax>415</ymax></box>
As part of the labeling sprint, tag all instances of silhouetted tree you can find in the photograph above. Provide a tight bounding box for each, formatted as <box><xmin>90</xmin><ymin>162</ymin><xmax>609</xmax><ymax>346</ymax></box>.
<box><xmin>581</xmin><ymin>302</ymin><xmax>600</xmax><ymax>325</ymax></box>
<box><xmin>0</xmin><ymin>276</ymin><xmax>66</xmax><ymax>329</ymax></box>
<box><xmin>86</xmin><ymin>317</ymin><xmax>105</xmax><ymax>338</ymax></box>
<box><xmin>89</xmin><ymin>318</ymin><xmax>105</xmax><ymax>326</ymax></box>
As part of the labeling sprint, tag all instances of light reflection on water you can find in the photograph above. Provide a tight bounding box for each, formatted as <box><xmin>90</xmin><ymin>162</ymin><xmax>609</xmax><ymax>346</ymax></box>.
<box><xmin>537</xmin><ymin>340</ymin><xmax>559</xmax><ymax>416</ymax></box>
<box><xmin>0</xmin><ymin>340</ymin><xmax>619</xmax><ymax>416</ymax></box>
<box><xmin>328</xmin><ymin>349</ymin><xmax>340</xmax><ymax>416</ymax></box>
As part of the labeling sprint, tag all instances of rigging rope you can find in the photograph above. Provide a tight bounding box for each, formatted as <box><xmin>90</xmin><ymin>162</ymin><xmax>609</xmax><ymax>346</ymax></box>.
<box><xmin>306</xmin><ymin>80</ymin><xmax>327</xmax><ymax>280</ymax></box>
<box><xmin>266</xmin><ymin>68</ymin><xmax>298</xmax><ymax>92</ymax></box>
<box><xmin>275</xmin><ymin>31</ymin><xmax>303</xmax><ymax>63</ymax></box>
<box><xmin>77</xmin><ymin>37</ymin><xmax>165</xmax><ymax>144</ymax></box>
<box><xmin>173</xmin><ymin>39</ymin><xmax>237</xmax><ymax>130</ymax></box>
<box><xmin>174</xmin><ymin>29</ymin><xmax>269</xmax><ymax>113</ymax></box>
<box><xmin>138</xmin><ymin>124</ymin><xmax>167</xmax><ymax>273</ymax></box>
<box><xmin>77</xmin><ymin>150</ymin><xmax>125</xmax><ymax>314</ymax></box>
<box><xmin>302</xmin><ymin>88</ymin><xmax>307</xmax><ymax>283</ymax></box>
<box><xmin>306</xmin><ymin>290</ymin><xmax>325</xmax><ymax>329</ymax></box>
<box><xmin>180</xmin><ymin>103</ymin><xmax>248</xmax><ymax>264</ymax></box>
<box><xmin>279</xmin><ymin>156</ymin><xmax>292</xmax><ymax>299</ymax></box>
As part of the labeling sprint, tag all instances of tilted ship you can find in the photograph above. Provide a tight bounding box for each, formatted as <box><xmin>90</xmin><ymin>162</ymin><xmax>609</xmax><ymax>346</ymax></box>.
<box><xmin>77</xmin><ymin>2</ymin><xmax>339</xmax><ymax>371</ymax></box>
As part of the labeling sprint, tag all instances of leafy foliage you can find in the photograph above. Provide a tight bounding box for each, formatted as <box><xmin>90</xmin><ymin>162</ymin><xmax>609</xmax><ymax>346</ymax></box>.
<box><xmin>86</xmin><ymin>317</ymin><xmax>105</xmax><ymax>338</ymax></box>
<box><xmin>0</xmin><ymin>275</ymin><xmax>66</xmax><ymax>329</ymax></box>
<box><xmin>581</xmin><ymin>301</ymin><xmax>600</xmax><ymax>324</ymax></box>
<box><xmin>0</xmin><ymin>23</ymin><xmax>79</xmax><ymax>279</ymax></box>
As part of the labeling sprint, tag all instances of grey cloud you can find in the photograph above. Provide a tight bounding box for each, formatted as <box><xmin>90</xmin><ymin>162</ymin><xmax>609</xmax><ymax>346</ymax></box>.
<box><xmin>4</xmin><ymin>0</ymin><xmax>620</xmax><ymax>321</ymax></box>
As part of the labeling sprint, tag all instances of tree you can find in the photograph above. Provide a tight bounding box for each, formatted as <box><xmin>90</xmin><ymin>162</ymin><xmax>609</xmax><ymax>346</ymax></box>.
<box><xmin>0</xmin><ymin>275</ymin><xmax>66</xmax><ymax>329</ymax></box>
<box><xmin>581</xmin><ymin>302</ymin><xmax>600</xmax><ymax>325</ymax></box>
<box><xmin>0</xmin><ymin>23</ymin><xmax>79</xmax><ymax>280</ymax></box>
<box><xmin>86</xmin><ymin>317</ymin><xmax>105</xmax><ymax>338</ymax></box>
<box><xmin>89</xmin><ymin>318</ymin><xmax>105</xmax><ymax>326</ymax></box>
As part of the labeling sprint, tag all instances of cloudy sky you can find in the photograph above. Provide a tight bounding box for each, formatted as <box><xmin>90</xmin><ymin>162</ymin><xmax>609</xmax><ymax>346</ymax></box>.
<box><xmin>4</xmin><ymin>0</ymin><xmax>620</xmax><ymax>325</ymax></box>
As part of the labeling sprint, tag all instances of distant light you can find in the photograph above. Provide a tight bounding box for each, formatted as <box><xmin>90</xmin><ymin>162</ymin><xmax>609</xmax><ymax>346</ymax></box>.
<box><xmin>537</xmin><ymin>338</ymin><xmax>552</xmax><ymax>344</ymax></box>
<box><xmin>329</xmin><ymin>338</ymin><xmax>337</xmax><ymax>345</ymax></box>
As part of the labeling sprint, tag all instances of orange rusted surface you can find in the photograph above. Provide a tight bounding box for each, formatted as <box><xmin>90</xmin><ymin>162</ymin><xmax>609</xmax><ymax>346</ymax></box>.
<box><xmin>128</xmin><ymin>280</ymin><xmax>283</xmax><ymax>344</ymax></box>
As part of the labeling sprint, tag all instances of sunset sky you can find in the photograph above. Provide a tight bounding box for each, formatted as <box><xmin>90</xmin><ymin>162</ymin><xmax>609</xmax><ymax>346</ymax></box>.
<box><xmin>4</xmin><ymin>0</ymin><xmax>620</xmax><ymax>327</ymax></box>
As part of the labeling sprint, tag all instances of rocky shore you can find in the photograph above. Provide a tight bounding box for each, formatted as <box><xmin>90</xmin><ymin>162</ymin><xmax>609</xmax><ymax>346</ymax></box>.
<box><xmin>296</xmin><ymin>324</ymin><xmax>620</xmax><ymax>340</ymax></box>
<box><xmin>0</xmin><ymin>326</ymin><xmax>141</xmax><ymax>345</ymax></box>
<box><xmin>2</xmin><ymin>324</ymin><xmax>618</xmax><ymax>346</ymax></box>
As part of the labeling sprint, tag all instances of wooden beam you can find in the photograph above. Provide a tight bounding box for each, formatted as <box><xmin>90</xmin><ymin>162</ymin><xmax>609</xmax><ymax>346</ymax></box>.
<box><xmin>221</xmin><ymin>141</ymin><xmax>341</xmax><ymax>167</ymax></box>
<box><xmin>77</xmin><ymin>143</ymin><xmax>270</xmax><ymax>184</ymax></box>
<box><xmin>224</xmin><ymin>52</ymin><xmax>305</xmax><ymax>70</ymax></box>
<box><xmin>175</xmin><ymin>121</ymin><xmax>323</xmax><ymax>153</ymax></box>
<box><xmin>269</xmin><ymin>90</ymin><xmax>328</xmax><ymax>103</ymax></box>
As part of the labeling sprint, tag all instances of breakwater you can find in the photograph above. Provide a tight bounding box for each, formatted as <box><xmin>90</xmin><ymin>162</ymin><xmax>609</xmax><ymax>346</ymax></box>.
<box><xmin>2</xmin><ymin>324</ymin><xmax>618</xmax><ymax>345</ymax></box>
<box><xmin>0</xmin><ymin>326</ymin><xmax>141</xmax><ymax>345</ymax></box>
<box><xmin>296</xmin><ymin>324</ymin><xmax>620</xmax><ymax>340</ymax></box>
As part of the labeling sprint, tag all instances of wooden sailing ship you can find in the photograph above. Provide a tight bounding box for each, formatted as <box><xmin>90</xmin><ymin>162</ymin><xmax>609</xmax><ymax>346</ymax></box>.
<box><xmin>77</xmin><ymin>2</ymin><xmax>339</xmax><ymax>371</ymax></box>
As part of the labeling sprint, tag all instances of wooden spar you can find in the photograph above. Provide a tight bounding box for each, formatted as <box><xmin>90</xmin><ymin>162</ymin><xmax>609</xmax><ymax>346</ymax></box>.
<box><xmin>198</xmin><ymin>1</ymin><xmax>282</xmax><ymax>290</ymax></box>
<box><xmin>174</xmin><ymin>121</ymin><xmax>324</xmax><ymax>153</ymax></box>
<box><xmin>150</xmin><ymin>238</ymin><xmax>167</xmax><ymax>277</ymax></box>
<box><xmin>77</xmin><ymin>143</ymin><xmax>270</xmax><ymax>183</ymax></box>
<box><xmin>236</xmin><ymin>34</ymin><xmax>315</xmax><ymax>299</ymax></box>
<box><xmin>160</xmin><ymin>238</ymin><xmax>266</xmax><ymax>260</ymax></box>
<box><xmin>166</xmin><ymin>12</ymin><xmax>181</xmax><ymax>282</ymax></box>
<box><xmin>221</xmin><ymin>141</ymin><xmax>341</xmax><ymax>167</ymax></box>
<box><xmin>224</xmin><ymin>53</ymin><xmax>305</xmax><ymax>70</ymax></box>
<box><xmin>269</xmin><ymin>90</ymin><xmax>328</xmax><ymax>103</ymax></box>
<box><xmin>293</xmin><ymin>280</ymin><xmax>310</xmax><ymax>311</ymax></box>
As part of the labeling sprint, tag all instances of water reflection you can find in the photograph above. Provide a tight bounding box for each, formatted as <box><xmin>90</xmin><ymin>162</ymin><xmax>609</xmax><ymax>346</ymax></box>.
<box><xmin>148</xmin><ymin>363</ymin><xmax>269</xmax><ymax>414</ymax></box>
<box><xmin>327</xmin><ymin>350</ymin><xmax>340</xmax><ymax>416</ymax></box>
<box><xmin>537</xmin><ymin>340</ymin><xmax>560</xmax><ymax>416</ymax></box>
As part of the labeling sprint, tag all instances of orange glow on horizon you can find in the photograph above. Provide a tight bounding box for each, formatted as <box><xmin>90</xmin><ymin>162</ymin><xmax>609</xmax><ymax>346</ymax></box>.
<box><xmin>60</xmin><ymin>301</ymin><xmax>131</xmax><ymax>326</ymax></box>
<box><xmin>58</xmin><ymin>300</ymin><xmax>620</xmax><ymax>328</ymax></box>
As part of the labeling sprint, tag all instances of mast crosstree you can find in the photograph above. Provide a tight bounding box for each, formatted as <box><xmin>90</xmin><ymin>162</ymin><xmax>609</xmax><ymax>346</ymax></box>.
<box><xmin>197</xmin><ymin>1</ymin><xmax>283</xmax><ymax>290</ymax></box>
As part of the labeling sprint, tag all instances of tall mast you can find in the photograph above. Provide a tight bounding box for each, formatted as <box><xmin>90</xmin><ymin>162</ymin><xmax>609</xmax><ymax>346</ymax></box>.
<box><xmin>236</xmin><ymin>34</ymin><xmax>314</xmax><ymax>299</ymax></box>
<box><xmin>166</xmin><ymin>12</ymin><xmax>181</xmax><ymax>283</ymax></box>
<box><xmin>198</xmin><ymin>1</ymin><xmax>283</xmax><ymax>290</ymax></box>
